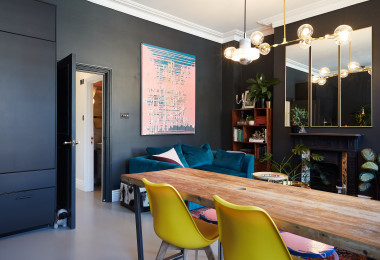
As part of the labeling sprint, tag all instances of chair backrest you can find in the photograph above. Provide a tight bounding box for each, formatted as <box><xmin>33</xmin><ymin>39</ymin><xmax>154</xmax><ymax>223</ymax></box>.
<box><xmin>213</xmin><ymin>195</ymin><xmax>293</xmax><ymax>260</ymax></box>
<box><xmin>142</xmin><ymin>178</ymin><xmax>213</xmax><ymax>249</ymax></box>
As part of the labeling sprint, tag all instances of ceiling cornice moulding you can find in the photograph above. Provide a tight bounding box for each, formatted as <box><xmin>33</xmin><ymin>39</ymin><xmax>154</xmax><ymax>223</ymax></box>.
<box><xmin>87</xmin><ymin>0</ymin><xmax>273</xmax><ymax>44</ymax></box>
<box><xmin>87</xmin><ymin>0</ymin><xmax>225</xmax><ymax>43</ymax></box>
<box><xmin>259</xmin><ymin>0</ymin><xmax>369</xmax><ymax>28</ymax></box>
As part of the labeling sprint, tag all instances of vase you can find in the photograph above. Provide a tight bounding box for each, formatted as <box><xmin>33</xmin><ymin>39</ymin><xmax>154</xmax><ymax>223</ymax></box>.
<box><xmin>299</xmin><ymin>125</ymin><xmax>307</xmax><ymax>133</ymax></box>
<box><xmin>266</xmin><ymin>101</ymin><xmax>271</xmax><ymax>108</ymax></box>
<box><xmin>291</xmin><ymin>125</ymin><xmax>300</xmax><ymax>133</ymax></box>
<box><xmin>258</xmin><ymin>98</ymin><xmax>265</xmax><ymax>108</ymax></box>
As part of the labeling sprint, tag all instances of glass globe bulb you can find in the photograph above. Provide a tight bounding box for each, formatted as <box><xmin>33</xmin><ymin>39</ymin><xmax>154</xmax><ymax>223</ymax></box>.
<box><xmin>319</xmin><ymin>67</ymin><xmax>331</xmax><ymax>76</ymax></box>
<box><xmin>224</xmin><ymin>47</ymin><xmax>236</xmax><ymax>59</ymax></box>
<box><xmin>318</xmin><ymin>77</ymin><xmax>327</xmax><ymax>86</ymax></box>
<box><xmin>311</xmin><ymin>75</ymin><xmax>320</xmax><ymax>84</ymax></box>
<box><xmin>250</xmin><ymin>31</ymin><xmax>264</xmax><ymax>46</ymax></box>
<box><xmin>334</xmin><ymin>25</ymin><xmax>353</xmax><ymax>45</ymax></box>
<box><xmin>299</xmin><ymin>37</ymin><xmax>312</xmax><ymax>49</ymax></box>
<box><xmin>368</xmin><ymin>68</ymin><xmax>372</xmax><ymax>75</ymax></box>
<box><xmin>348</xmin><ymin>61</ymin><xmax>360</xmax><ymax>72</ymax></box>
<box><xmin>297</xmin><ymin>24</ymin><xmax>314</xmax><ymax>40</ymax></box>
<box><xmin>340</xmin><ymin>69</ymin><xmax>349</xmax><ymax>78</ymax></box>
<box><xmin>259</xmin><ymin>43</ymin><xmax>271</xmax><ymax>55</ymax></box>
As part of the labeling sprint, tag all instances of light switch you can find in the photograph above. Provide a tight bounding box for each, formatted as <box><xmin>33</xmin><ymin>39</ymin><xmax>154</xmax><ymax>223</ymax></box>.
<box><xmin>120</xmin><ymin>113</ymin><xmax>129</xmax><ymax>119</ymax></box>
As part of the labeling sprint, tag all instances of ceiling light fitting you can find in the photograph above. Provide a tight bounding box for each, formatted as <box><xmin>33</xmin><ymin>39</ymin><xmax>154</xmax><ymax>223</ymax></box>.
<box><xmin>224</xmin><ymin>0</ymin><xmax>354</xmax><ymax>65</ymax></box>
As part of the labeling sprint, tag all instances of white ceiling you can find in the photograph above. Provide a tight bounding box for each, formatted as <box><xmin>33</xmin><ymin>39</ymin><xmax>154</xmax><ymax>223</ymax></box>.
<box><xmin>87</xmin><ymin>0</ymin><xmax>368</xmax><ymax>43</ymax></box>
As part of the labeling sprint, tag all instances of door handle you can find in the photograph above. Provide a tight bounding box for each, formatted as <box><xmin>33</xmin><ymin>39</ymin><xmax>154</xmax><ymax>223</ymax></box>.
<box><xmin>63</xmin><ymin>140</ymin><xmax>80</xmax><ymax>146</ymax></box>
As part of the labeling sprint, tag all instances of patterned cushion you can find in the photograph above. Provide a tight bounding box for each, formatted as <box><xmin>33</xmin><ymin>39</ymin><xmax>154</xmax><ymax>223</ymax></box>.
<box><xmin>152</xmin><ymin>148</ymin><xmax>184</xmax><ymax>167</ymax></box>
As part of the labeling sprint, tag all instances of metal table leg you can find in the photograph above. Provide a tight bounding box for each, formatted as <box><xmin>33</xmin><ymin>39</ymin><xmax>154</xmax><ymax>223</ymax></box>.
<box><xmin>133</xmin><ymin>184</ymin><xmax>144</xmax><ymax>260</ymax></box>
<box><xmin>218</xmin><ymin>240</ymin><xmax>223</xmax><ymax>260</ymax></box>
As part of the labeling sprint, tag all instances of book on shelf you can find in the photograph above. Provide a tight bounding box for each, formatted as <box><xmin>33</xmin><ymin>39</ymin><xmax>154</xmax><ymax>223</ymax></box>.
<box><xmin>233</xmin><ymin>127</ymin><xmax>243</xmax><ymax>142</ymax></box>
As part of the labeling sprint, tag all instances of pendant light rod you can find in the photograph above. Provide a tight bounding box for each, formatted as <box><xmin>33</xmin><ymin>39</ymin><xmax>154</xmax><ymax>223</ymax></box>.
<box><xmin>282</xmin><ymin>0</ymin><xmax>287</xmax><ymax>43</ymax></box>
<box><xmin>244</xmin><ymin>0</ymin><xmax>247</xmax><ymax>38</ymax></box>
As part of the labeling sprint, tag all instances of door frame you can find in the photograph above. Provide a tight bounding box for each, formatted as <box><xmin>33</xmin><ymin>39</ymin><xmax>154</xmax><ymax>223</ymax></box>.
<box><xmin>76</xmin><ymin>63</ymin><xmax>112</xmax><ymax>202</ymax></box>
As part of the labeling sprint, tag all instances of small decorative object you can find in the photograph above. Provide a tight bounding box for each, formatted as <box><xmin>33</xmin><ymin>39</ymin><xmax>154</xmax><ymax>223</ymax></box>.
<box><xmin>141</xmin><ymin>43</ymin><xmax>195</xmax><ymax>135</ymax></box>
<box><xmin>237</xmin><ymin>111</ymin><xmax>247</xmax><ymax>126</ymax></box>
<box><xmin>353</xmin><ymin>105</ymin><xmax>371</xmax><ymax>126</ymax></box>
<box><xmin>246</xmin><ymin>73</ymin><xmax>280</xmax><ymax>108</ymax></box>
<box><xmin>247</xmin><ymin>115</ymin><xmax>254</xmax><ymax>126</ymax></box>
<box><xmin>54</xmin><ymin>209</ymin><xmax>68</xmax><ymax>229</ymax></box>
<box><xmin>361</xmin><ymin>161</ymin><xmax>379</xmax><ymax>172</ymax></box>
<box><xmin>290</xmin><ymin>106</ymin><xmax>308</xmax><ymax>133</ymax></box>
<box><xmin>266</xmin><ymin>100</ymin><xmax>271</xmax><ymax>108</ymax></box>
<box><xmin>361</xmin><ymin>148</ymin><xmax>376</xmax><ymax>162</ymax></box>
<box><xmin>249</xmin><ymin>129</ymin><xmax>265</xmax><ymax>143</ymax></box>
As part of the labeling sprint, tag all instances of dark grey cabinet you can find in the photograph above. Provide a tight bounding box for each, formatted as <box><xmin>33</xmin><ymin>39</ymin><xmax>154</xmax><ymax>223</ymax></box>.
<box><xmin>0</xmin><ymin>0</ymin><xmax>56</xmax><ymax>236</ymax></box>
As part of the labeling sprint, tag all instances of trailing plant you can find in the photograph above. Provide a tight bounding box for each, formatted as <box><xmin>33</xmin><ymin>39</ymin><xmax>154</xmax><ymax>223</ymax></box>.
<box><xmin>246</xmin><ymin>73</ymin><xmax>280</xmax><ymax>102</ymax></box>
<box><xmin>260</xmin><ymin>144</ymin><xmax>324</xmax><ymax>182</ymax></box>
<box><xmin>290</xmin><ymin>107</ymin><xmax>308</xmax><ymax>126</ymax></box>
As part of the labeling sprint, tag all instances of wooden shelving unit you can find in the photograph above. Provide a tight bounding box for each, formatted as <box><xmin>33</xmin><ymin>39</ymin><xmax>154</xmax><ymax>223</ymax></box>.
<box><xmin>232</xmin><ymin>108</ymin><xmax>272</xmax><ymax>172</ymax></box>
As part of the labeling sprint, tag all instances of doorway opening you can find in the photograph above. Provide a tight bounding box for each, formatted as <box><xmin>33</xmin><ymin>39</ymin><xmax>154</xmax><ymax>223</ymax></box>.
<box><xmin>76</xmin><ymin>63</ymin><xmax>112</xmax><ymax>202</ymax></box>
<box><xmin>75</xmin><ymin>72</ymin><xmax>103</xmax><ymax>195</ymax></box>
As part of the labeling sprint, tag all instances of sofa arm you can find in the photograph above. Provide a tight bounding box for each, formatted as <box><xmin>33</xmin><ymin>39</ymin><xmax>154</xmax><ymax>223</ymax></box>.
<box><xmin>241</xmin><ymin>154</ymin><xmax>255</xmax><ymax>178</ymax></box>
<box><xmin>129</xmin><ymin>156</ymin><xmax>181</xmax><ymax>173</ymax></box>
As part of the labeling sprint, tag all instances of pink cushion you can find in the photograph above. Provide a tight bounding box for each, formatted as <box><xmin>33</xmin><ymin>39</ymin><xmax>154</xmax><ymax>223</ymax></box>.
<box><xmin>200</xmin><ymin>209</ymin><xmax>217</xmax><ymax>224</ymax></box>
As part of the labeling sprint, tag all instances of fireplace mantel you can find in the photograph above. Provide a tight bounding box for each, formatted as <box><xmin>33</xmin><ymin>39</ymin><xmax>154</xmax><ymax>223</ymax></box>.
<box><xmin>290</xmin><ymin>133</ymin><xmax>362</xmax><ymax>195</ymax></box>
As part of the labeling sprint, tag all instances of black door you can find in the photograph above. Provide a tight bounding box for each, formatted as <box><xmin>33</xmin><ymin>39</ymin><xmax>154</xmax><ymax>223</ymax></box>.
<box><xmin>57</xmin><ymin>54</ymin><xmax>76</xmax><ymax>229</ymax></box>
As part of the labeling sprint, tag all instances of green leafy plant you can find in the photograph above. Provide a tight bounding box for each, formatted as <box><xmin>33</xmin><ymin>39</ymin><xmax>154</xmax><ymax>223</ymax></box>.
<box><xmin>290</xmin><ymin>107</ymin><xmax>308</xmax><ymax>126</ymax></box>
<box><xmin>247</xmin><ymin>115</ymin><xmax>254</xmax><ymax>121</ymax></box>
<box><xmin>260</xmin><ymin>144</ymin><xmax>324</xmax><ymax>182</ymax></box>
<box><xmin>353</xmin><ymin>105</ymin><xmax>371</xmax><ymax>126</ymax></box>
<box><xmin>246</xmin><ymin>73</ymin><xmax>280</xmax><ymax>101</ymax></box>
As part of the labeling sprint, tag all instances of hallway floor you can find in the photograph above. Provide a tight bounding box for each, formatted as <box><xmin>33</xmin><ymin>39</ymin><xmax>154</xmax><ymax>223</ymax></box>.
<box><xmin>0</xmin><ymin>189</ymin><xmax>218</xmax><ymax>260</ymax></box>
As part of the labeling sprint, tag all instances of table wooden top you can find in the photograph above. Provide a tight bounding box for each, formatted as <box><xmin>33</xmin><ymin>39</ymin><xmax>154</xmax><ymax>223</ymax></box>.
<box><xmin>121</xmin><ymin>168</ymin><xmax>380</xmax><ymax>259</ymax></box>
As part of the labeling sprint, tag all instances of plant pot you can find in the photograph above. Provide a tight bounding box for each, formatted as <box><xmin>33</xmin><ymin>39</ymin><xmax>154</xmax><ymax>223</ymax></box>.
<box><xmin>266</xmin><ymin>101</ymin><xmax>271</xmax><ymax>108</ymax></box>
<box><xmin>248</xmin><ymin>120</ymin><xmax>255</xmax><ymax>126</ymax></box>
<box><xmin>291</xmin><ymin>125</ymin><xmax>300</xmax><ymax>133</ymax></box>
<box><xmin>260</xmin><ymin>98</ymin><xmax>265</xmax><ymax>108</ymax></box>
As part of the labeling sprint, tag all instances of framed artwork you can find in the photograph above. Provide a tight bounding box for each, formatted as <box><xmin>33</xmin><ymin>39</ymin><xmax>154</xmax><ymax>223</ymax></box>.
<box><xmin>141</xmin><ymin>43</ymin><xmax>196</xmax><ymax>135</ymax></box>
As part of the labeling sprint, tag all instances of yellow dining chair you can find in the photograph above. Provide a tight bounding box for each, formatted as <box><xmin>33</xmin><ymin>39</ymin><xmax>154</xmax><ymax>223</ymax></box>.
<box><xmin>142</xmin><ymin>178</ymin><xmax>219</xmax><ymax>260</ymax></box>
<box><xmin>213</xmin><ymin>195</ymin><xmax>302</xmax><ymax>260</ymax></box>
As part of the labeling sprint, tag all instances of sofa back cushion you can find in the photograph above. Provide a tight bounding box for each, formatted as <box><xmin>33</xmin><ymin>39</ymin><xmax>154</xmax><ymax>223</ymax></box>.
<box><xmin>147</xmin><ymin>144</ymin><xmax>189</xmax><ymax>168</ymax></box>
<box><xmin>182</xmin><ymin>143</ymin><xmax>214</xmax><ymax>168</ymax></box>
<box><xmin>212</xmin><ymin>149</ymin><xmax>244</xmax><ymax>172</ymax></box>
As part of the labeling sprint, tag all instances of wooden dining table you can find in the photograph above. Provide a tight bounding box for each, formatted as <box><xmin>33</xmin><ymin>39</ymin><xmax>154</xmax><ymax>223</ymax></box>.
<box><xmin>121</xmin><ymin>168</ymin><xmax>380</xmax><ymax>260</ymax></box>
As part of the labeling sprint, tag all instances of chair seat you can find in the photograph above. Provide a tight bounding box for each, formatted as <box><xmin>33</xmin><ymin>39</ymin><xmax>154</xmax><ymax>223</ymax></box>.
<box><xmin>193</xmin><ymin>218</ymin><xmax>219</xmax><ymax>241</ymax></box>
<box><xmin>281</xmin><ymin>232</ymin><xmax>337</xmax><ymax>258</ymax></box>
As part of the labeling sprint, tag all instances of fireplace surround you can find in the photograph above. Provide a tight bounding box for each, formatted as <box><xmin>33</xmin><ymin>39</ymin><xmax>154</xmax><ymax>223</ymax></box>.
<box><xmin>290</xmin><ymin>133</ymin><xmax>362</xmax><ymax>195</ymax></box>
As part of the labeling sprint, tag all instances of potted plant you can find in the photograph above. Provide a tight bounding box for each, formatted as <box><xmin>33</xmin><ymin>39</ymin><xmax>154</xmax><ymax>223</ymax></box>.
<box><xmin>246</xmin><ymin>73</ymin><xmax>280</xmax><ymax>108</ymax></box>
<box><xmin>260</xmin><ymin>144</ymin><xmax>324</xmax><ymax>186</ymax></box>
<box><xmin>290</xmin><ymin>107</ymin><xmax>308</xmax><ymax>133</ymax></box>
<box><xmin>247</xmin><ymin>115</ymin><xmax>254</xmax><ymax>125</ymax></box>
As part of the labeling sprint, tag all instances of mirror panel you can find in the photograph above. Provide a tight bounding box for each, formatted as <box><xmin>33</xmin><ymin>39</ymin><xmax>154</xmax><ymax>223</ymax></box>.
<box><xmin>341</xmin><ymin>27</ymin><xmax>372</xmax><ymax>127</ymax></box>
<box><xmin>285</xmin><ymin>44</ymin><xmax>309</xmax><ymax>127</ymax></box>
<box><xmin>311</xmin><ymin>38</ymin><xmax>339</xmax><ymax>127</ymax></box>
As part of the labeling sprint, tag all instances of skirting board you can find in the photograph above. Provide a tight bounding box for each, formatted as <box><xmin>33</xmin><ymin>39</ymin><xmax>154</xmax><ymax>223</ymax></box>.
<box><xmin>76</xmin><ymin>178</ymin><xmax>85</xmax><ymax>191</ymax></box>
<box><xmin>112</xmin><ymin>189</ymin><xmax>120</xmax><ymax>202</ymax></box>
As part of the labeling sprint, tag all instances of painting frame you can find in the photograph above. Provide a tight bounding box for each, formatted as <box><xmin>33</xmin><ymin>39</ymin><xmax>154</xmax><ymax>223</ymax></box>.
<box><xmin>141</xmin><ymin>43</ymin><xmax>196</xmax><ymax>135</ymax></box>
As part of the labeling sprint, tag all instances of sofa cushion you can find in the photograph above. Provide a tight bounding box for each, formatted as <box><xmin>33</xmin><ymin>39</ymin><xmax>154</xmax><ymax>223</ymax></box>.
<box><xmin>152</xmin><ymin>148</ymin><xmax>184</xmax><ymax>167</ymax></box>
<box><xmin>194</xmin><ymin>165</ymin><xmax>246</xmax><ymax>178</ymax></box>
<box><xmin>182</xmin><ymin>143</ymin><xmax>214</xmax><ymax>168</ymax></box>
<box><xmin>213</xmin><ymin>149</ymin><xmax>244</xmax><ymax>172</ymax></box>
<box><xmin>146</xmin><ymin>144</ymin><xmax>189</xmax><ymax>168</ymax></box>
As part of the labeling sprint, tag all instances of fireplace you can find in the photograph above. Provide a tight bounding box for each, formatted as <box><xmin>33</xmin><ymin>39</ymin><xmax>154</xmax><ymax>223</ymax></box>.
<box><xmin>290</xmin><ymin>133</ymin><xmax>362</xmax><ymax>195</ymax></box>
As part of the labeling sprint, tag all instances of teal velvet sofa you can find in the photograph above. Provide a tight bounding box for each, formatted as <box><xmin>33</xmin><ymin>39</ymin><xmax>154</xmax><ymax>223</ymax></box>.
<box><xmin>128</xmin><ymin>143</ymin><xmax>255</xmax><ymax>210</ymax></box>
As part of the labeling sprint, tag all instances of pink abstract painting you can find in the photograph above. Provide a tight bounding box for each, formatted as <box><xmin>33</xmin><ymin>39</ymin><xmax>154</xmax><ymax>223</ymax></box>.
<box><xmin>141</xmin><ymin>43</ymin><xmax>196</xmax><ymax>135</ymax></box>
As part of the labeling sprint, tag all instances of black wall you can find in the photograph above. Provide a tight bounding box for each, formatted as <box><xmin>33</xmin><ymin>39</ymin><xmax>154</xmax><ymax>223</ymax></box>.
<box><xmin>273</xmin><ymin>0</ymin><xmax>379</xmax><ymax>160</ymax></box>
<box><xmin>42</xmin><ymin>0</ymin><xmax>222</xmax><ymax>191</ymax></box>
